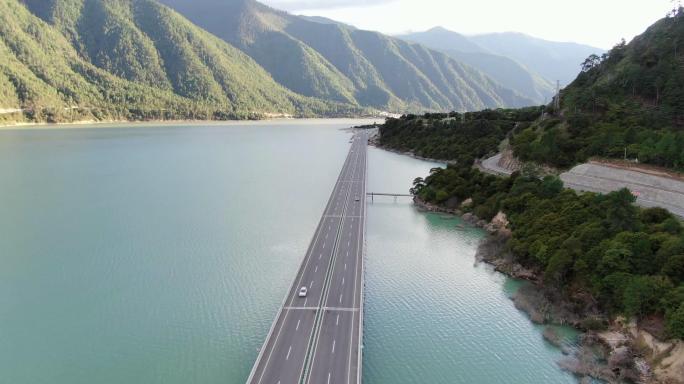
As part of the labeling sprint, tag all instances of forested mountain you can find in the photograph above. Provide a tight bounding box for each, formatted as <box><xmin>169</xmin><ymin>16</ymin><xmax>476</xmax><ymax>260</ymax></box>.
<box><xmin>513</xmin><ymin>9</ymin><xmax>684</xmax><ymax>170</ymax></box>
<box><xmin>470</xmin><ymin>32</ymin><xmax>604</xmax><ymax>87</ymax></box>
<box><xmin>400</xmin><ymin>27</ymin><xmax>556</xmax><ymax>104</ymax></box>
<box><xmin>157</xmin><ymin>0</ymin><xmax>535</xmax><ymax>112</ymax></box>
<box><xmin>0</xmin><ymin>0</ymin><xmax>360</xmax><ymax>124</ymax></box>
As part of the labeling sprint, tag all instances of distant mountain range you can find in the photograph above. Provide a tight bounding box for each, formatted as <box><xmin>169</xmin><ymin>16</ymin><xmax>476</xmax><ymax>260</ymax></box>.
<box><xmin>400</xmin><ymin>27</ymin><xmax>604</xmax><ymax>103</ymax></box>
<box><xmin>158</xmin><ymin>0</ymin><xmax>535</xmax><ymax>112</ymax></box>
<box><xmin>1</xmin><ymin>0</ymin><xmax>605</xmax><ymax>123</ymax></box>
<box><xmin>469</xmin><ymin>32</ymin><xmax>605</xmax><ymax>87</ymax></box>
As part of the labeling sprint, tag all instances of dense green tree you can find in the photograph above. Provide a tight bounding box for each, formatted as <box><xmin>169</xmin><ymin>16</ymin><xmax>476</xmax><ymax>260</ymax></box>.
<box><xmin>666</xmin><ymin>304</ymin><xmax>684</xmax><ymax>339</ymax></box>
<box><xmin>662</xmin><ymin>255</ymin><xmax>684</xmax><ymax>283</ymax></box>
<box><xmin>623</xmin><ymin>275</ymin><xmax>673</xmax><ymax>317</ymax></box>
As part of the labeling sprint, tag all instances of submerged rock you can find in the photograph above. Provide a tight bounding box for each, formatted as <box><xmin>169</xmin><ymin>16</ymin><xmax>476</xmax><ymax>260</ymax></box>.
<box><xmin>543</xmin><ymin>326</ymin><xmax>564</xmax><ymax>348</ymax></box>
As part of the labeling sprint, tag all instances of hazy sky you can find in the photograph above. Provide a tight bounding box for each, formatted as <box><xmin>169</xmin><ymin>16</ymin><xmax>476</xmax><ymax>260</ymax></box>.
<box><xmin>261</xmin><ymin>0</ymin><xmax>676</xmax><ymax>48</ymax></box>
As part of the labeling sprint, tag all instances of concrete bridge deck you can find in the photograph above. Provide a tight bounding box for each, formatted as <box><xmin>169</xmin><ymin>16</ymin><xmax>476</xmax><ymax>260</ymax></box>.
<box><xmin>247</xmin><ymin>132</ymin><xmax>367</xmax><ymax>384</ymax></box>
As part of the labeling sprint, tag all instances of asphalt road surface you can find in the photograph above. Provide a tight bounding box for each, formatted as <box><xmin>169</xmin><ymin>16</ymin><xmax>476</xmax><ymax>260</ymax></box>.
<box><xmin>560</xmin><ymin>163</ymin><xmax>684</xmax><ymax>218</ymax></box>
<box><xmin>247</xmin><ymin>132</ymin><xmax>367</xmax><ymax>384</ymax></box>
<box><xmin>481</xmin><ymin>153</ymin><xmax>684</xmax><ymax>219</ymax></box>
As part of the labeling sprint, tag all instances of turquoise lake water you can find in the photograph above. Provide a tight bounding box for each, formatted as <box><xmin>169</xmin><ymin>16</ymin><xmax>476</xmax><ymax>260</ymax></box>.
<box><xmin>0</xmin><ymin>120</ymin><xmax>577</xmax><ymax>383</ymax></box>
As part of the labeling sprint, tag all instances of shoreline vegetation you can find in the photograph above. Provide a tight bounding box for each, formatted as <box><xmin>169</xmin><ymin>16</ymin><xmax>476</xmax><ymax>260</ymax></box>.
<box><xmin>373</xmin><ymin>120</ymin><xmax>684</xmax><ymax>383</ymax></box>
<box><xmin>372</xmin><ymin>107</ymin><xmax>684</xmax><ymax>382</ymax></box>
<box><xmin>0</xmin><ymin>116</ymin><xmax>384</xmax><ymax>130</ymax></box>
<box><xmin>410</xmin><ymin>195</ymin><xmax>684</xmax><ymax>384</ymax></box>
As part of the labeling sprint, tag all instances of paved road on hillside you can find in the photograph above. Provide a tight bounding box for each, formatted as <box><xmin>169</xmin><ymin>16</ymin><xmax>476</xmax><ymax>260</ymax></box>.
<box><xmin>561</xmin><ymin>163</ymin><xmax>684</xmax><ymax>218</ymax></box>
<box><xmin>480</xmin><ymin>153</ymin><xmax>684</xmax><ymax>219</ymax></box>
<box><xmin>247</xmin><ymin>132</ymin><xmax>367</xmax><ymax>384</ymax></box>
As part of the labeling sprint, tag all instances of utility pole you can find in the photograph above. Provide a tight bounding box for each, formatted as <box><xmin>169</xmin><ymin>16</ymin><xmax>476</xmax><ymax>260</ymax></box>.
<box><xmin>554</xmin><ymin>80</ymin><xmax>561</xmax><ymax>113</ymax></box>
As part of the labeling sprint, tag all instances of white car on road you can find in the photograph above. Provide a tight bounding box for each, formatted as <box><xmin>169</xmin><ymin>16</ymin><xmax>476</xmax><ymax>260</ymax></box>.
<box><xmin>298</xmin><ymin>286</ymin><xmax>307</xmax><ymax>297</ymax></box>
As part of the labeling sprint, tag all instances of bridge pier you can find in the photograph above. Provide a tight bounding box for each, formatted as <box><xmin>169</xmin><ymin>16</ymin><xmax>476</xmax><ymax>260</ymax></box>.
<box><xmin>366</xmin><ymin>192</ymin><xmax>412</xmax><ymax>204</ymax></box>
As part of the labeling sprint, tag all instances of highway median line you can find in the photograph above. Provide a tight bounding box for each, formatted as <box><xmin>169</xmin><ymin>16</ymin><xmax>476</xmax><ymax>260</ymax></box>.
<box><xmin>300</xmin><ymin>136</ymin><xmax>362</xmax><ymax>384</ymax></box>
<box><xmin>246</xmin><ymin>146</ymin><xmax>355</xmax><ymax>384</ymax></box>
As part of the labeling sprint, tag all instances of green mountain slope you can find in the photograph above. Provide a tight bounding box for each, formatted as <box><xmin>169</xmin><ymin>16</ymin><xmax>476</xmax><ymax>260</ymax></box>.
<box><xmin>400</xmin><ymin>27</ymin><xmax>556</xmax><ymax>104</ymax></box>
<box><xmin>512</xmin><ymin>9</ymin><xmax>684</xmax><ymax>170</ymax></box>
<box><xmin>158</xmin><ymin>0</ymin><xmax>535</xmax><ymax>112</ymax></box>
<box><xmin>0</xmin><ymin>0</ymin><xmax>358</xmax><ymax>124</ymax></box>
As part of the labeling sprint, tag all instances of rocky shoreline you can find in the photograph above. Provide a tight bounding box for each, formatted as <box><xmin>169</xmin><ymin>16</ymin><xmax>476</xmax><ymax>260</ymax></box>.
<box><xmin>411</xmin><ymin>196</ymin><xmax>684</xmax><ymax>384</ymax></box>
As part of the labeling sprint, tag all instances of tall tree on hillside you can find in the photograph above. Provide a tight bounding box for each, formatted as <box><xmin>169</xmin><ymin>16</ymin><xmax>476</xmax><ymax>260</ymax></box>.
<box><xmin>670</xmin><ymin>0</ymin><xmax>683</xmax><ymax>18</ymax></box>
<box><xmin>581</xmin><ymin>54</ymin><xmax>602</xmax><ymax>72</ymax></box>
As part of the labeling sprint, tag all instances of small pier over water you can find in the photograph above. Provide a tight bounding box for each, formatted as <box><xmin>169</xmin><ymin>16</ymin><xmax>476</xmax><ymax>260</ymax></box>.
<box><xmin>366</xmin><ymin>192</ymin><xmax>412</xmax><ymax>203</ymax></box>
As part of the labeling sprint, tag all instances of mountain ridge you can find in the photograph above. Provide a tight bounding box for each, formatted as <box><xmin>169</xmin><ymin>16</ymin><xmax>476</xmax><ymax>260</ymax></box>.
<box><xmin>158</xmin><ymin>0</ymin><xmax>536</xmax><ymax>112</ymax></box>
<box><xmin>399</xmin><ymin>27</ymin><xmax>557</xmax><ymax>104</ymax></box>
<box><xmin>1</xmin><ymin>0</ymin><xmax>606</xmax><ymax>124</ymax></box>
<box><xmin>470</xmin><ymin>31</ymin><xmax>604</xmax><ymax>86</ymax></box>
<box><xmin>0</xmin><ymin>0</ymin><xmax>363</xmax><ymax>123</ymax></box>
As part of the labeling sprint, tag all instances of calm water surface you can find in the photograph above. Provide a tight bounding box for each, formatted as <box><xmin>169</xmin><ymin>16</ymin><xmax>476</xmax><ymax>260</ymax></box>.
<box><xmin>0</xmin><ymin>121</ymin><xmax>576</xmax><ymax>383</ymax></box>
